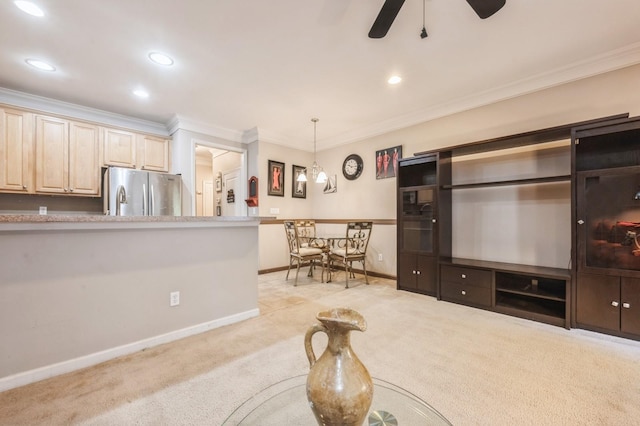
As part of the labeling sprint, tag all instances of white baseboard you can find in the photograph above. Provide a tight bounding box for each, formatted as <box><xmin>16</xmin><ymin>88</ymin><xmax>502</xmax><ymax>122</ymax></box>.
<box><xmin>0</xmin><ymin>308</ymin><xmax>259</xmax><ymax>392</ymax></box>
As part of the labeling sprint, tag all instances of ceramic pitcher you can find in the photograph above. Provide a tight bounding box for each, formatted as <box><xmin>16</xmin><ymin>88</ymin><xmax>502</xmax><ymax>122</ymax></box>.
<box><xmin>304</xmin><ymin>307</ymin><xmax>373</xmax><ymax>426</ymax></box>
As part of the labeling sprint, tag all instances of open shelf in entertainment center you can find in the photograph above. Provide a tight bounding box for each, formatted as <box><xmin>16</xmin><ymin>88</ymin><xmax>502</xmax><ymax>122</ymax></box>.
<box><xmin>440</xmin><ymin>258</ymin><xmax>571</xmax><ymax>328</ymax></box>
<box><xmin>441</xmin><ymin>174</ymin><xmax>571</xmax><ymax>190</ymax></box>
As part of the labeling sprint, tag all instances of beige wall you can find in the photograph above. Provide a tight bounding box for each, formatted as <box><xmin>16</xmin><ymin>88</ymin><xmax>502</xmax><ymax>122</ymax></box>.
<box><xmin>258</xmin><ymin>64</ymin><xmax>640</xmax><ymax>274</ymax></box>
<box><xmin>0</xmin><ymin>222</ymin><xmax>259</xmax><ymax>390</ymax></box>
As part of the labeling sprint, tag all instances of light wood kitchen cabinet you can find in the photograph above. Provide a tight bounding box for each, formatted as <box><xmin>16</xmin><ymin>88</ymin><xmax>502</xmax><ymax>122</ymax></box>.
<box><xmin>0</xmin><ymin>107</ymin><xmax>33</xmax><ymax>193</ymax></box>
<box><xmin>103</xmin><ymin>128</ymin><xmax>170</xmax><ymax>172</ymax></box>
<box><xmin>103</xmin><ymin>127</ymin><xmax>137</xmax><ymax>168</ymax></box>
<box><xmin>35</xmin><ymin>115</ymin><xmax>100</xmax><ymax>196</ymax></box>
<box><xmin>138</xmin><ymin>134</ymin><xmax>169</xmax><ymax>172</ymax></box>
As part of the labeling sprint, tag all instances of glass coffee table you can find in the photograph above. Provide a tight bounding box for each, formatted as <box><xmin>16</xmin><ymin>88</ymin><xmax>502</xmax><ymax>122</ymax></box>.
<box><xmin>223</xmin><ymin>375</ymin><xmax>452</xmax><ymax>425</ymax></box>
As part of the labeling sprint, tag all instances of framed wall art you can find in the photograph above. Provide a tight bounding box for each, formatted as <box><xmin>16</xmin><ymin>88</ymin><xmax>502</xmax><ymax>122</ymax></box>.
<box><xmin>267</xmin><ymin>160</ymin><xmax>285</xmax><ymax>196</ymax></box>
<box><xmin>375</xmin><ymin>145</ymin><xmax>402</xmax><ymax>179</ymax></box>
<box><xmin>292</xmin><ymin>165</ymin><xmax>306</xmax><ymax>199</ymax></box>
<box><xmin>323</xmin><ymin>174</ymin><xmax>337</xmax><ymax>194</ymax></box>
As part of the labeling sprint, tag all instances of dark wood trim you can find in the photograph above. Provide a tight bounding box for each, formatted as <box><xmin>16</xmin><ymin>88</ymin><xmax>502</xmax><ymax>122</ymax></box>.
<box><xmin>259</xmin><ymin>265</ymin><xmax>396</xmax><ymax>281</ymax></box>
<box><xmin>415</xmin><ymin>113</ymin><xmax>629</xmax><ymax>158</ymax></box>
<box><xmin>260</xmin><ymin>218</ymin><xmax>396</xmax><ymax>225</ymax></box>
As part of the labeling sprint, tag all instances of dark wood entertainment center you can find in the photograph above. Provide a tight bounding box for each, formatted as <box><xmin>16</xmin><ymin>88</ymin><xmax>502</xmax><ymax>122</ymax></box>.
<box><xmin>397</xmin><ymin>113</ymin><xmax>640</xmax><ymax>340</ymax></box>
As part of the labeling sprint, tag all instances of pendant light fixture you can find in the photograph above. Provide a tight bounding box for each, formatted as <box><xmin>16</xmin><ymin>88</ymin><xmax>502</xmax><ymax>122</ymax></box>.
<box><xmin>312</xmin><ymin>118</ymin><xmax>327</xmax><ymax>183</ymax></box>
<box><xmin>297</xmin><ymin>117</ymin><xmax>327</xmax><ymax>184</ymax></box>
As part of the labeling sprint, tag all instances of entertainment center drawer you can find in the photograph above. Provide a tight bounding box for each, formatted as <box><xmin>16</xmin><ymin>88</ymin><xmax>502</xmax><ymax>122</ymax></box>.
<box><xmin>440</xmin><ymin>265</ymin><xmax>492</xmax><ymax>288</ymax></box>
<box><xmin>441</xmin><ymin>281</ymin><xmax>492</xmax><ymax>307</ymax></box>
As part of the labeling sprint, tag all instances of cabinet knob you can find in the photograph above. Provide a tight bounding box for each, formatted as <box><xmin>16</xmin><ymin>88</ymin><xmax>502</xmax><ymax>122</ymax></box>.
<box><xmin>622</xmin><ymin>302</ymin><xmax>631</xmax><ymax>309</ymax></box>
<box><xmin>461</xmin><ymin>274</ymin><xmax>466</xmax><ymax>279</ymax></box>
<box><xmin>577</xmin><ymin>219</ymin><xmax>585</xmax><ymax>225</ymax></box>
<box><xmin>461</xmin><ymin>290</ymin><xmax>466</xmax><ymax>296</ymax></box>
<box><xmin>412</xmin><ymin>270</ymin><xmax>416</xmax><ymax>274</ymax></box>
<box><xmin>611</xmin><ymin>301</ymin><xmax>619</xmax><ymax>307</ymax></box>
<box><xmin>432</xmin><ymin>219</ymin><xmax>436</xmax><ymax>223</ymax></box>
<box><xmin>22</xmin><ymin>185</ymin><xmax>27</xmax><ymax>189</ymax></box>
<box><xmin>69</xmin><ymin>188</ymin><xmax>74</xmax><ymax>192</ymax></box>
<box><xmin>416</xmin><ymin>270</ymin><xmax>421</xmax><ymax>275</ymax></box>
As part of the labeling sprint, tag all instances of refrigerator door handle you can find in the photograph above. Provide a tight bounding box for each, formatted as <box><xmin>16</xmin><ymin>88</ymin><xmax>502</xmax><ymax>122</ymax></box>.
<box><xmin>150</xmin><ymin>184</ymin><xmax>155</xmax><ymax>215</ymax></box>
<box><xmin>142</xmin><ymin>183</ymin><xmax>147</xmax><ymax>216</ymax></box>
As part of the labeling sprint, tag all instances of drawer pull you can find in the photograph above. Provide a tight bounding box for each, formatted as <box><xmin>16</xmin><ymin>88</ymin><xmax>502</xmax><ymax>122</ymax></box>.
<box><xmin>622</xmin><ymin>302</ymin><xmax>631</xmax><ymax>309</ymax></box>
<box><xmin>611</xmin><ymin>301</ymin><xmax>619</xmax><ymax>307</ymax></box>
<box><xmin>461</xmin><ymin>274</ymin><xmax>466</xmax><ymax>279</ymax></box>
<box><xmin>461</xmin><ymin>290</ymin><xmax>466</xmax><ymax>296</ymax></box>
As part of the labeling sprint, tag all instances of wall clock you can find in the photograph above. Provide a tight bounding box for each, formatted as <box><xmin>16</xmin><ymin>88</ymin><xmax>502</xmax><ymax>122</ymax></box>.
<box><xmin>342</xmin><ymin>154</ymin><xmax>364</xmax><ymax>180</ymax></box>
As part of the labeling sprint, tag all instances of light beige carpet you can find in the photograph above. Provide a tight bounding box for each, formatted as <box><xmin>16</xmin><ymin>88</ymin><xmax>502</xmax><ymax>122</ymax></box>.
<box><xmin>1</xmin><ymin>271</ymin><xmax>639</xmax><ymax>425</ymax></box>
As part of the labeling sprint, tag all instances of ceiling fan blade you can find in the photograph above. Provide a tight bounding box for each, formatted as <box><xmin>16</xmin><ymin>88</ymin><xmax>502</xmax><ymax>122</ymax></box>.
<box><xmin>368</xmin><ymin>0</ymin><xmax>406</xmax><ymax>39</ymax></box>
<box><xmin>466</xmin><ymin>0</ymin><xmax>506</xmax><ymax>19</ymax></box>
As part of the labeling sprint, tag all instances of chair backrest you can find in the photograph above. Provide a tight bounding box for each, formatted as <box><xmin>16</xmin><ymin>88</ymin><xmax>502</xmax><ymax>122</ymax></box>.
<box><xmin>345</xmin><ymin>221</ymin><xmax>373</xmax><ymax>257</ymax></box>
<box><xmin>284</xmin><ymin>221</ymin><xmax>299</xmax><ymax>253</ymax></box>
<box><xmin>294</xmin><ymin>220</ymin><xmax>316</xmax><ymax>246</ymax></box>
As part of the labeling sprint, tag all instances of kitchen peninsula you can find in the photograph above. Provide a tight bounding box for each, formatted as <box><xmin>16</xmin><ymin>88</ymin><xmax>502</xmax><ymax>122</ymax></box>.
<box><xmin>0</xmin><ymin>215</ymin><xmax>260</xmax><ymax>391</ymax></box>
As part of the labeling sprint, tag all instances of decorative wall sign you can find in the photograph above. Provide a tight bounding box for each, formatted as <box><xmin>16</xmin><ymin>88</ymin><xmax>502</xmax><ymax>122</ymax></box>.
<box><xmin>292</xmin><ymin>164</ymin><xmax>307</xmax><ymax>198</ymax></box>
<box><xmin>375</xmin><ymin>145</ymin><xmax>402</xmax><ymax>179</ymax></box>
<box><xmin>268</xmin><ymin>160</ymin><xmax>285</xmax><ymax>196</ymax></box>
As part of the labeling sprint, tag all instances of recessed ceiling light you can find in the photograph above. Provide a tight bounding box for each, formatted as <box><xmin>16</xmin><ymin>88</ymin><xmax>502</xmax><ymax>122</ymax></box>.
<box><xmin>388</xmin><ymin>75</ymin><xmax>402</xmax><ymax>85</ymax></box>
<box><xmin>133</xmin><ymin>89</ymin><xmax>150</xmax><ymax>98</ymax></box>
<box><xmin>25</xmin><ymin>59</ymin><xmax>55</xmax><ymax>71</ymax></box>
<box><xmin>148</xmin><ymin>52</ymin><xmax>174</xmax><ymax>66</ymax></box>
<box><xmin>14</xmin><ymin>1</ymin><xmax>44</xmax><ymax>17</ymax></box>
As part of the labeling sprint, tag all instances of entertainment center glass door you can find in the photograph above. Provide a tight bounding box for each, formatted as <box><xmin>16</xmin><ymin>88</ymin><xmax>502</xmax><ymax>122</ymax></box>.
<box><xmin>577</xmin><ymin>167</ymin><xmax>640</xmax><ymax>273</ymax></box>
<box><xmin>400</xmin><ymin>187</ymin><xmax>435</xmax><ymax>253</ymax></box>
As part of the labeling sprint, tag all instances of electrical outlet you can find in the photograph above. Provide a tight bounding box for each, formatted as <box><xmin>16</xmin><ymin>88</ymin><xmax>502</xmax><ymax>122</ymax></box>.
<box><xmin>170</xmin><ymin>291</ymin><xmax>180</xmax><ymax>307</ymax></box>
<box><xmin>39</xmin><ymin>206</ymin><xmax>47</xmax><ymax>215</ymax></box>
<box><xmin>378</xmin><ymin>253</ymin><xmax>383</xmax><ymax>261</ymax></box>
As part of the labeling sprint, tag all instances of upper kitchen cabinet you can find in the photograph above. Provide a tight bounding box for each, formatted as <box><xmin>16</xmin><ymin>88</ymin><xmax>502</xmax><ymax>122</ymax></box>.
<box><xmin>0</xmin><ymin>107</ymin><xmax>33</xmax><ymax>193</ymax></box>
<box><xmin>137</xmin><ymin>134</ymin><xmax>169</xmax><ymax>172</ymax></box>
<box><xmin>35</xmin><ymin>115</ymin><xmax>101</xmax><ymax>196</ymax></box>
<box><xmin>103</xmin><ymin>127</ymin><xmax>137</xmax><ymax>168</ymax></box>
<box><xmin>103</xmin><ymin>127</ymin><xmax>170</xmax><ymax>172</ymax></box>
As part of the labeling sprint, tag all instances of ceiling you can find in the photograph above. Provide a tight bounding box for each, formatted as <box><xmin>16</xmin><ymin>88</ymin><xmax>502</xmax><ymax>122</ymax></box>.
<box><xmin>1</xmin><ymin>1</ymin><xmax>639</xmax><ymax>151</ymax></box>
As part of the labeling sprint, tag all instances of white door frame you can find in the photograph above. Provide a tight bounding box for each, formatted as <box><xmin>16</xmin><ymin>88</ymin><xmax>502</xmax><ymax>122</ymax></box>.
<box><xmin>190</xmin><ymin>140</ymin><xmax>247</xmax><ymax>217</ymax></box>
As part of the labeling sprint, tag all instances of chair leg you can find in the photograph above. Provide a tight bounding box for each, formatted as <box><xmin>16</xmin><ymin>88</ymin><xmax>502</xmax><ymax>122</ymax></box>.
<box><xmin>345</xmin><ymin>261</ymin><xmax>349</xmax><ymax>289</ymax></box>
<box><xmin>362</xmin><ymin>260</ymin><xmax>369</xmax><ymax>285</ymax></box>
<box><xmin>286</xmin><ymin>258</ymin><xmax>293</xmax><ymax>281</ymax></box>
<box><xmin>294</xmin><ymin>259</ymin><xmax>302</xmax><ymax>286</ymax></box>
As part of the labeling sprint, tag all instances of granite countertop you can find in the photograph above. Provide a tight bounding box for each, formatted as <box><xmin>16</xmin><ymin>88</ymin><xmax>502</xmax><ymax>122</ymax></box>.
<box><xmin>0</xmin><ymin>214</ymin><xmax>268</xmax><ymax>231</ymax></box>
<box><xmin>0</xmin><ymin>214</ymin><xmax>261</xmax><ymax>223</ymax></box>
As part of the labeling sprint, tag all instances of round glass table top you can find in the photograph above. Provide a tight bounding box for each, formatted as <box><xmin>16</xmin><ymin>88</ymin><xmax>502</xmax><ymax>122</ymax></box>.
<box><xmin>223</xmin><ymin>375</ymin><xmax>451</xmax><ymax>425</ymax></box>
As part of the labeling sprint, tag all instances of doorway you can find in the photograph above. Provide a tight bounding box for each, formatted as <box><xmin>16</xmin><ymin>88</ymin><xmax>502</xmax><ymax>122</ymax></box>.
<box><xmin>195</xmin><ymin>143</ymin><xmax>246</xmax><ymax>217</ymax></box>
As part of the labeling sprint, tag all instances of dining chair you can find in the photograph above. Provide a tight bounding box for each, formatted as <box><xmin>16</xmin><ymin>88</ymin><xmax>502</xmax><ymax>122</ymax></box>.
<box><xmin>328</xmin><ymin>221</ymin><xmax>373</xmax><ymax>288</ymax></box>
<box><xmin>294</xmin><ymin>220</ymin><xmax>316</xmax><ymax>248</ymax></box>
<box><xmin>284</xmin><ymin>221</ymin><xmax>325</xmax><ymax>286</ymax></box>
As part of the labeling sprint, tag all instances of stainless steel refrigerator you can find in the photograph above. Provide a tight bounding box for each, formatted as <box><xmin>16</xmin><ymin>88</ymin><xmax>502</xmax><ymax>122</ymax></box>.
<box><xmin>104</xmin><ymin>167</ymin><xmax>182</xmax><ymax>216</ymax></box>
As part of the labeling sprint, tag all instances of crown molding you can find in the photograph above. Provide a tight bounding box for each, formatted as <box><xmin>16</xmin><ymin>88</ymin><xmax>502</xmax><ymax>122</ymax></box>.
<box><xmin>0</xmin><ymin>87</ymin><xmax>169</xmax><ymax>136</ymax></box>
<box><xmin>167</xmin><ymin>114</ymin><xmax>246</xmax><ymax>142</ymax></box>
<box><xmin>320</xmin><ymin>41</ymin><xmax>640</xmax><ymax>149</ymax></box>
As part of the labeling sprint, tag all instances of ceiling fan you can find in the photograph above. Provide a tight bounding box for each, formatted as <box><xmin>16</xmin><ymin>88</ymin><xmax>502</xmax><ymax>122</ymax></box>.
<box><xmin>368</xmin><ymin>0</ymin><xmax>506</xmax><ymax>39</ymax></box>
